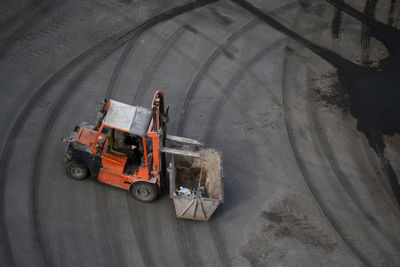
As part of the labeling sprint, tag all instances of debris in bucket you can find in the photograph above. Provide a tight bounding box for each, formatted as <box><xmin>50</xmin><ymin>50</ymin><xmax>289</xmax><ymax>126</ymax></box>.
<box><xmin>176</xmin><ymin>186</ymin><xmax>207</xmax><ymax>197</ymax></box>
<box><xmin>177</xmin><ymin>187</ymin><xmax>191</xmax><ymax>196</ymax></box>
<box><xmin>175</xmin><ymin>163</ymin><xmax>208</xmax><ymax>198</ymax></box>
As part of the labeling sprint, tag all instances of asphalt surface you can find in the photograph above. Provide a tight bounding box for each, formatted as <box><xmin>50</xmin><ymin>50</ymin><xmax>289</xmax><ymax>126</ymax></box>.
<box><xmin>1</xmin><ymin>0</ymin><xmax>400</xmax><ymax>266</ymax></box>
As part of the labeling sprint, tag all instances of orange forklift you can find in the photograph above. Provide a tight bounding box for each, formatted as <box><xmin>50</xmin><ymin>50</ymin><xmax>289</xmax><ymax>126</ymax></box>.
<box><xmin>63</xmin><ymin>91</ymin><xmax>201</xmax><ymax>202</ymax></box>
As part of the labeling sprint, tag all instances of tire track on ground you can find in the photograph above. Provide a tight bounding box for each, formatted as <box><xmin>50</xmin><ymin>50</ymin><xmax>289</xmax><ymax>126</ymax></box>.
<box><xmin>225</xmin><ymin>0</ymin><xmax>374</xmax><ymax>264</ymax></box>
<box><xmin>174</xmin><ymin>4</ymin><xmax>304</xmax><ymax>265</ymax></box>
<box><xmin>0</xmin><ymin>1</ymin><xmax>220</xmax><ymax>266</ymax></box>
<box><xmin>325</xmin><ymin>0</ymin><xmax>400</xmax><ymax>52</ymax></box>
<box><xmin>361</xmin><ymin>0</ymin><xmax>377</xmax><ymax>63</ymax></box>
<box><xmin>131</xmin><ymin>26</ymin><xmax>187</xmax><ymax>104</ymax></box>
<box><xmin>176</xmin><ymin>20</ymin><xmax>256</xmax><ymax>136</ymax></box>
<box><xmin>281</xmin><ymin>56</ymin><xmax>371</xmax><ymax>267</ymax></box>
<box><xmin>305</xmin><ymin>75</ymin><xmax>400</xmax><ymax>257</ymax></box>
<box><xmin>331</xmin><ymin>5</ymin><xmax>342</xmax><ymax>39</ymax></box>
<box><xmin>0</xmin><ymin>0</ymin><xmax>67</xmax><ymax>60</ymax></box>
<box><xmin>175</xmin><ymin>20</ymin><xmax>262</xmax><ymax>267</ymax></box>
<box><xmin>174</xmin><ymin>1</ymin><xmax>299</xmax><ymax>120</ymax></box>
<box><xmin>105</xmin><ymin>40</ymin><xmax>140</xmax><ymax>99</ymax></box>
<box><xmin>176</xmin><ymin>16</ymin><xmax>309</xmax><ymax>267</ymax></box>
<box><xmin>126</xmin><ymin>201</ymin><xmax>153</xmax><ymax>267</ymax></box>
<box><xmin>167</xmin><ymin>2</ymin><xmax>301</xmax><ymax>134</ymax></box>
<box><xmin>203</xmin><ymin>21</ymin><xmax>328</xmax><ymax>144</ymax></box>
<box><xmin>199</xmin><ymin>25</ymin><xmax>333</xmax><ymax>267</ymax></box>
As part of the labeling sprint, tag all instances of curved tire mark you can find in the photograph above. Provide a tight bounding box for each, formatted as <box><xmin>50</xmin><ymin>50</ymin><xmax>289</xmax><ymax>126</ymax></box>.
<box><xmin>174</xmin><ymin>4</ymin><xmax>305</xmax><ymax>266</ymax></box>
<box><xmin>177</xmin><ymin>19</ymin><xmax>257</xmax><ymax>136</ymax></box>
<box><xmin>281</xmin><ymin>56</ymin><xmax>371</xmax><ymax>267</ymax></box>
<box><xmin>131</xmin><ymin>26</ymin><xmax>187</xmax><ymax>105</ymax></box>
<box><xmin>175</xmin><ymin>18</ymin><xmax>262</xmax><ymax>267</ymax></box>
<box><xmin>202</xmin><ymin>23</ymin><xmax>329</xmax><ymax>144</ymax></box>
<box><xmin>331</xmin><ymin>6</ymin><xmax>342</xmax><ymax>39</ymax></box>
<box><xmin>105</xmin><ymin>39</ymin><xmax>140</xmax><ymax>99</ymax></box>
<box><xmin>305</xmin><ymin>76</ymin><xmax>400</xmax><ymax>253</ymax></box>
<box><xmin>360</xmin><ymin>0</ymin><xmax>377</xmax><ymax>64</ymax></box>
<box><xmin>325</xmin><ymin>0</ymin><xmax>400</xmax><ymax>52</ymax></box>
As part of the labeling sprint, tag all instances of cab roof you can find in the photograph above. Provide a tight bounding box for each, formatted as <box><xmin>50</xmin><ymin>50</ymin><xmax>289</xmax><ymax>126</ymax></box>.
<box><xmin>103</xmin><ymin>100</ymin><xmax>152</xmax><ymax>137</ymax></box>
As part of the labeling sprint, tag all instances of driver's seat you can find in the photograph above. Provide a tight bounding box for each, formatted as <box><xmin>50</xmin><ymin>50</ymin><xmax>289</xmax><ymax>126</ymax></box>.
<box><xmin>107</xmin><ymin>132</ymin><xmax>128</xmax><ymax>157</ymax></box>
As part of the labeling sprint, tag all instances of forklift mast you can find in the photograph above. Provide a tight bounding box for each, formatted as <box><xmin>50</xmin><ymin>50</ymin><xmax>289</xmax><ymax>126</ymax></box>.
<box><xmin>148</xmin><ymin>91</ymin><xmax>167</xmax><ymax>184</ymax></box>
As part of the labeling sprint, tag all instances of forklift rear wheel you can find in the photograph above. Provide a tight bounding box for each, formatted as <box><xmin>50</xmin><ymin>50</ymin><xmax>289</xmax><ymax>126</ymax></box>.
<box><xmin>66</xmin><ymin>161</ymin><xmax>89</xmax><ymax>180</ymax></box>
<box><xmin>130</xmin><ymin>182</ymin><xmax>158</xmax><ymax>203</ymax></box>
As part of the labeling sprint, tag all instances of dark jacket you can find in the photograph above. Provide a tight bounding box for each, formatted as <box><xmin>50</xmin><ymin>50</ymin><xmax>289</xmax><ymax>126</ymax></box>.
<box><xmin>113</xmin><ymin>130</ymin><xmax>135</xmax><ymax>151</ymax></box>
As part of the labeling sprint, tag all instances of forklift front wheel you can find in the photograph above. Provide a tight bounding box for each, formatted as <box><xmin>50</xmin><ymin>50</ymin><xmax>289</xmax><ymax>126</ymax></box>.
<box><xmin>66</xmin><ymin>161</ymin><xmax>89</xmax><ymax>180</ymax></box>
<box><xmin>130</xmin><ymin>182</ymin><xmax>158</xmax><ymax>203</ymax></box>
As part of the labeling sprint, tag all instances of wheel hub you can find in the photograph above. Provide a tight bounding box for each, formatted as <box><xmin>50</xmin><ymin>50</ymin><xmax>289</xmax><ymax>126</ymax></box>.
<box><xmin>71</xmin><ymin>167</ymin><xmax>83</xmax><ymax>177</ymax></box>
<box><xmin>137</xmin><ymin>187</ymin><xmax>150</xmax><ymax>197</ymax></box>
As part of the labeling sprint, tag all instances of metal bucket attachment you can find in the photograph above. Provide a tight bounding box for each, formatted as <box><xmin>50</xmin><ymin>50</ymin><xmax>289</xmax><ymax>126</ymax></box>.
<box><xmin>168</xmin><ymin>149</ymin><xmax>224</xmax><ymax>221</ymax></box>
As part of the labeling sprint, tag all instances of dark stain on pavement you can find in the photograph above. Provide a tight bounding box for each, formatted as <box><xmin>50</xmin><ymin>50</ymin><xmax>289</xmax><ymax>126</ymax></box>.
<box><xmin>261</xmin><ymin>207</ymin><xmax>338</xmax><ymax>250</ymax></box>
<box><xmin>231</xmin><ymin>0</ymin><xmax>400</xmax><ymax>207</ymax></box>
<box><xmin>310</xmin><ymin>72</ymin><xmax>350</xmax><ymax>111</ymax></box>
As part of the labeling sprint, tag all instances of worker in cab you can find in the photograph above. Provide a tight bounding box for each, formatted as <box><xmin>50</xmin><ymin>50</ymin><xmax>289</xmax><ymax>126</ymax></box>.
<box><xmin>111</xmin><ymin>129</ymin><xmax>142</xmax><ymax>165</ymax></box>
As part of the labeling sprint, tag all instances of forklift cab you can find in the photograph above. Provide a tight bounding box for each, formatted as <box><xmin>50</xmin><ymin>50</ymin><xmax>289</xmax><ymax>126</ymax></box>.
<box><xmin>65</xmin><ymin>91</ymin><xmax>166</xmax><ymax>202</ymax></box>
<box><xmin>94</xmin><ymin>91</ymin><xmax>165</xmax><ymax>186</ymax></box>
<box><xmin>91</xmin><ymin>100</ymin><xmax>153</xmax><ymax>173</ymax></box>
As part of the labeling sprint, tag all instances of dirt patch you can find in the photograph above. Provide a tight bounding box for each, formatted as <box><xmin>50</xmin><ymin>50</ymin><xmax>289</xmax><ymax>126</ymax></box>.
<box><xmin>241</xmin><ymin>198</ymin><xmax>338</xmax><ymax>266</ymax></box>
<box><xmin>309</xmin><ymin>72</ymin><xmax>350</xmax><ymax>112</ymax></box>
<box><xmin>259</xmin><ymin>209</ymin><xmax>337</xmax><ymax>250</ymax></box>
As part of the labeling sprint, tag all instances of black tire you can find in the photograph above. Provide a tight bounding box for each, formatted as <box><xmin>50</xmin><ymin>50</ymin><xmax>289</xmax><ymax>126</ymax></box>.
<box><xmin>130</xmin><ymin>182</ymin><xmax>159</xmax><ymax>203</ymax></box>
<box><xmin>66</xmin><ymin>161</ymin><xmax>89</xmax><ymax>180</ymax></box>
